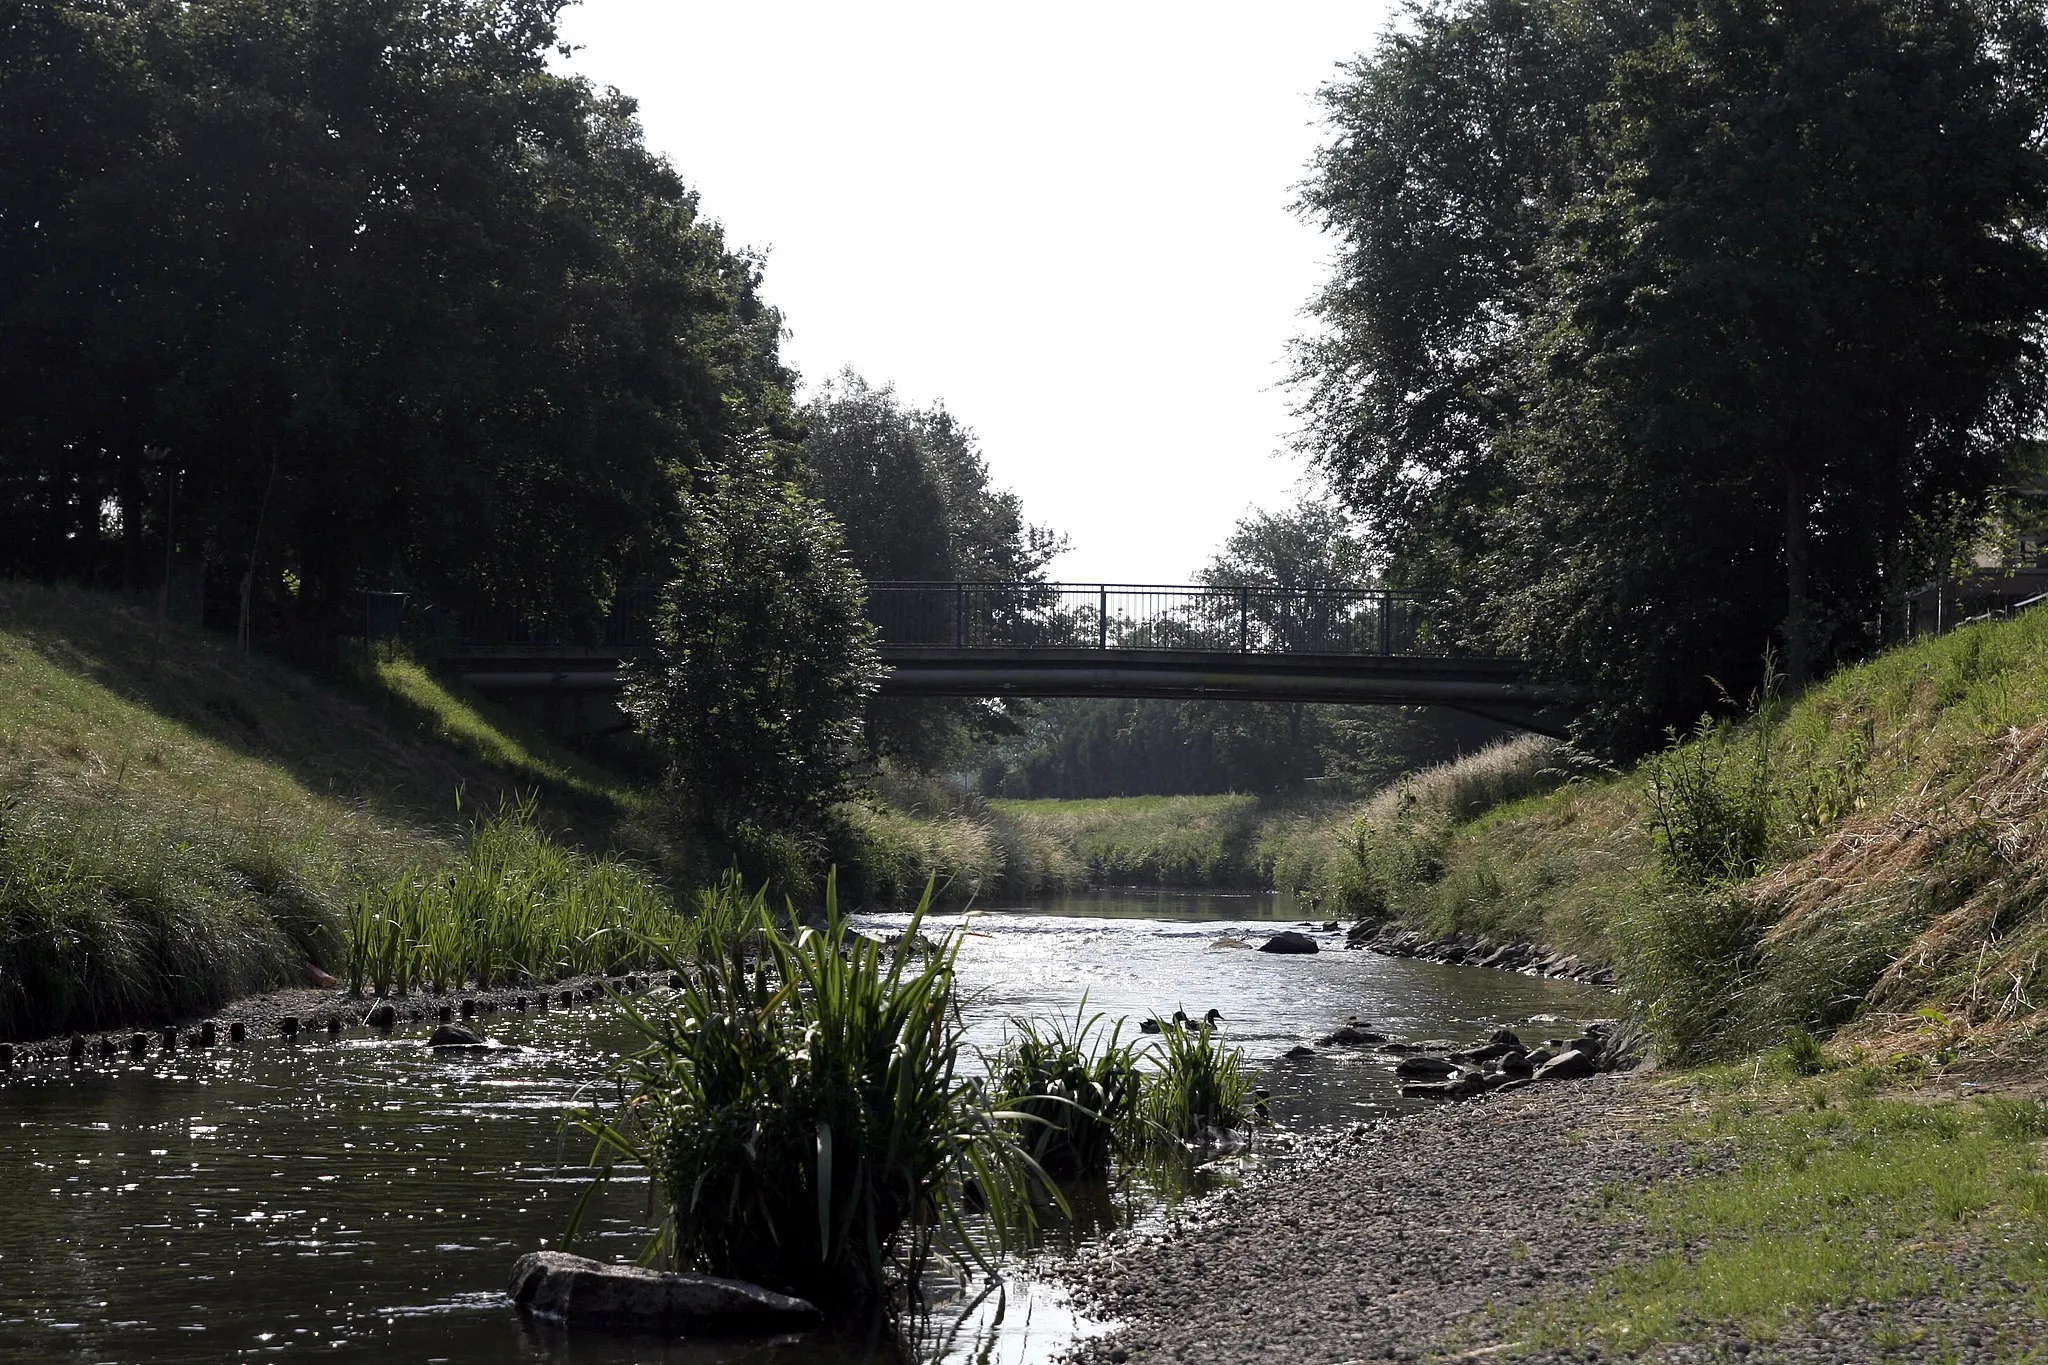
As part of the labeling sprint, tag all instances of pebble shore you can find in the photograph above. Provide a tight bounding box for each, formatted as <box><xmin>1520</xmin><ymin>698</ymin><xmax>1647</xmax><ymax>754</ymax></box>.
<box><xmin>1057</xmin><ymin>1075</ymin><xmax>2046</xmax><ymax>1364</ymax></box>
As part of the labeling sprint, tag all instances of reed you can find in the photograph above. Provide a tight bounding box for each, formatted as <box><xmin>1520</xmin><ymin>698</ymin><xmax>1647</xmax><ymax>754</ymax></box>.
<box><xmin>569</xmin><ymin>877</ymin><xmax>1043</xmax><ymax>1320</ymax></box>
<box><xmin>342</xmin><ymin>802</ymin><xmax>683</xmax><ymax>995</ymax></box>
<box><xmin>988</xmin><ymin>1001</ymin><xmax>1144</xmax><ymax>1180</ymax></box>
<box><xmin>1140</xmin><ymin>1017</ymin><xmax>1251</xmax><ymax>1145</ymax></box>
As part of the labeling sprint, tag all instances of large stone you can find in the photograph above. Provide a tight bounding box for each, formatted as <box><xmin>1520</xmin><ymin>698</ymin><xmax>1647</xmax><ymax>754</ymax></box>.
<box><xmin>365</xmin><ymin>1001</ymin><xmax>398</xmax><ymax>1030</ymax></box>
<box><xmin>507</xmin><ymin>1250</ymin><xmax>822</xmax><ymax>1333</ymax></box>
<box><xmin>1398</xmin><ymin>1081</ymin><xmax>1461</xmax><ymax>1101</ymax></box>
<box><xmin>1258</xmin><ymin>931</ymin><xmax>1320</xmax><ymax>955</ymax></box>
<box><xmin>1317</xmin><ymin>1025</ymin><xmax>1389</xmax><ymax>1047</ymax></box>
<box><xmin>1533</xmin><ymin>1048</ymin><xmax>1597</xmax><ymax>1082</ymax></box>
<box><xmin>1394</xmin><ymin>1055</ymin><xmax>1458</xmax><ymax>1080</ymax></box>
<box><xmin>428</xmin><ymin>1024</ymin><xmax>488</xmax><ymax>1048</ymax></box>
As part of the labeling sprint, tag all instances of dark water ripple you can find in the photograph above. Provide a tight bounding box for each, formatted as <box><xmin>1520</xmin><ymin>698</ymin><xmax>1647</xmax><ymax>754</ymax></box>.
<box><xmin>0</xmin><ymin>892</ymin><xmax>1607</xmax><ymax>1364</ymax></box>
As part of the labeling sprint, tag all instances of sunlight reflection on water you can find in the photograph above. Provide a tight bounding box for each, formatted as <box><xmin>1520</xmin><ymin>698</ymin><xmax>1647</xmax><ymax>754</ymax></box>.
<box><xmin>0</xmin><ymin>891</ymin><xmax>1607</xmax><ymax>1364</ymax></box>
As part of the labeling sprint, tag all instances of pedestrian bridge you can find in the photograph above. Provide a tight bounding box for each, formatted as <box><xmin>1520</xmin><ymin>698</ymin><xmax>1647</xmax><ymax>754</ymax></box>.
<box><xmin>445</xmin><ymin>581</ymin><xmax>1578</xmax><ymax>736</ymax></box>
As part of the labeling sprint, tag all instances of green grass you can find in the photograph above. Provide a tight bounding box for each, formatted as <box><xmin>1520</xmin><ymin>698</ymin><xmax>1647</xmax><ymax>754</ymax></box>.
<box><xmin>569</xmin><ymin>878</ymin><xmax>1044</xmax><ymax>1322</ymax></box>
<box><xmin>982</xmin><ymin>792</ymin><xmax>1370</xmax><ymax>907</ymax></box>
<box><xmin>1328</xmin><ymin>608</ymin><xmax>2048</xmax><ymax>1066</ymax></box>
<box><xmin>988</xmin><ymin>1001</ymin><xmax>1145</xmax><ymax>1180</ymax></box>
<box><xmin>342</xmin><ymin>804</ymin><xmax>684</xmax><ymax>995</ymax></box>
<box><xmin>0</xmin><ymin>582</ymin><xmax>657</xmax><ymax>1039</ymax></box>
<box><xmin>1524</xmin><ymin>1085</ymin><xmax>2048</xmax><ymax>1353</ymax></box>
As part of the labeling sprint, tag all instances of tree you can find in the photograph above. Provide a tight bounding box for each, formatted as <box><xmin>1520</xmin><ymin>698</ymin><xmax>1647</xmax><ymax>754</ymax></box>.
<box><xmin>624</xmin><ymin>452</ymin><xmax>882</xmax><ymax>843</ymax></box>
<box><xmin>800</xmin><ymin>372</ymin><xmax>1064</xmax><ymax>769</ymax></box>
<box><xmin>1298</xmin><ymin>0</ymin><xmax>2048</xmax><ymax>751</ymax></box>
<box><xmin>0</xmin><ymin>0</ymin><xmax>794</xmax><ymax>643</ymax></box>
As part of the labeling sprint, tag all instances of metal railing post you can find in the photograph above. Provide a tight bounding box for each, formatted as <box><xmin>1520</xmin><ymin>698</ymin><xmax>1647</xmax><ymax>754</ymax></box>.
<box><xmin>1098</xmin><ymin>585</ymin><xmax>1108</xmax><ymax>649</ymax></box>
<box><xmin>956</xmin><ymin>583</ymin><xmax>966</xmax><ymax>646</ymax></box>
<box><xmin>1238</xmin><ymin>586</ymin><xmax>1249</xmax><ymax>652</ymax></box>
<box><xmin>1379</xmin><ymin>590</ymin><xmax>1392</xmax><ymax>655</ymax></box>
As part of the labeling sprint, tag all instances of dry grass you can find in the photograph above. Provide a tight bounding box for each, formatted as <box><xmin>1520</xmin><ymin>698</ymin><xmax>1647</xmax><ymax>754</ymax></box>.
<box><xmin>1349</xmin><ymin>608</ymin><xmax>2048</xmax><ymax>1068</ymax></box>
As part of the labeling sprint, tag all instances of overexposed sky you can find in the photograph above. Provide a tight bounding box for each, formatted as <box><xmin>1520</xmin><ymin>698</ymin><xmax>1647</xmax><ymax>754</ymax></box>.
<box><xmin>555</xmin><ymin>2</ymin><xmax>1395</xmax><ymax>582</ymax></box>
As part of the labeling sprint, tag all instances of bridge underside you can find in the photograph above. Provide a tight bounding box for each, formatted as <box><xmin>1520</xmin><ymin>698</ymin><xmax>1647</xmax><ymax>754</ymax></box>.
<box><xmin>876</xmin><ymin>648</ymin><xmax>1578</xmax><ymax>736</ymax></box>
<box><xmin>443</xmin><ymin>647</ymin><xmax>1577</xmax><ymax>738</ymax></box>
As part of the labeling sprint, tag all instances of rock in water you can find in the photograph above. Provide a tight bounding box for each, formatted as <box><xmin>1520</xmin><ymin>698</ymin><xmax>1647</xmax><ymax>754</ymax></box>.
<box><xmin>365</xmin><ymin>1001</ymin><xmax>398</xmax><ymax>1030</ymax></box>
<box><xmin>428</xmin><ymin>1024</ymin><xmax>488</xmax><ymax>1048</ymax></box>
<box><xmin>1394</xmin><ymin>1055</ymin><xmax>1458</xmax><ymax>1080</ymax></box>
<box><xmin>1317</xmin><ymin>1025</ymin><xmax>1389</xmax><ymax>1046</ymax></box>
<box><xmin>1258</xmin><ymin>931</ymin><xmax>1320</xmax><ymax>955</ymax></box>
<box><xmin>507</xmin><ymin>1251</ymin><xmax>822</xmax><ymax>1333</ymax></box>
<box><xmin>1533</xmin><ymin>1048</ymin><xmax>1597</xmax><ymax>1082</ymax></box>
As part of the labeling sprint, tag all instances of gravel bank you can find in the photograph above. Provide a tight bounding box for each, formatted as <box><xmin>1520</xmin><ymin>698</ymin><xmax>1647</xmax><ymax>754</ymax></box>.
<box><xmin>1058</xmin><ymin>1075</ymin><xmax>2046</xmax><ymax>1364</ymax></box>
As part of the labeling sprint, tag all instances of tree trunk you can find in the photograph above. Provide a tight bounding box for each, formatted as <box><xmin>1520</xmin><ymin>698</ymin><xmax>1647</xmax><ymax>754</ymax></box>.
<box><xmin>1783</xmin><ymin>463</ymin><xmax>1811</xmax><ymax>691</ymax></box>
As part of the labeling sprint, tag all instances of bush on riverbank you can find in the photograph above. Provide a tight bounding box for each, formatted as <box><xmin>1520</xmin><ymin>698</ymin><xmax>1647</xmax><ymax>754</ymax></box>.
<box><xmin>0</xmin><ymin>584</ymin><xmax>651</xmax><ymax>1040</ymax></box>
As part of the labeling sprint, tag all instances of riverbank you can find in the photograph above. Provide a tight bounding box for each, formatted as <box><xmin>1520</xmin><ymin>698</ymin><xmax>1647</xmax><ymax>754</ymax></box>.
<box><xmin>1061</xmin><ymin>1068</ymin><xmax>2048</xmax><ymax>1363</ymax></box>
<box><xmin>0</xmin><ymin>582</ymin><xmax>660</xmax><ymax>1040</ymax></box>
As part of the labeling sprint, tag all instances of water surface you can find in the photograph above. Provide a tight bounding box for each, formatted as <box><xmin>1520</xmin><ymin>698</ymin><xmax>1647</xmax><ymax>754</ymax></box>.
<box><xmin>0</xmin><ymin>892</ymin><xmax>1607</xmax><ymax>1364</ymax></box>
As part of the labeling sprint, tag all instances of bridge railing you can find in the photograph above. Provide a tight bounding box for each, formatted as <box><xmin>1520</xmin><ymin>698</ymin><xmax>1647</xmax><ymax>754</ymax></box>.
<box><xmin>865</xmin><ymin>582</ymin><xmax>1442</xmax><ymax>656</ymax></box>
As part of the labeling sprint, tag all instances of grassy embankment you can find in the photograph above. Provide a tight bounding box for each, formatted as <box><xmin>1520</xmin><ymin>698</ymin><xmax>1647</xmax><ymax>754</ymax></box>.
<box><xmin>1354</xmin><ymin>609</ymin><xmax>2048</xmax><ymax>1069</ymax></box>
<box><xmin>846</xmin><ymin>785</ymin><xmax>1432</xmax><ymax>908</ymax></box>
<box><xmin>0</xmin><ymin>582</ymin><xmax>670</xmax><ymax>1040</ymax></box>
<box><xmin>1329</xmin><ymin>610</ymin><xmax>2048</xmax><ymax>1355</ymax></box>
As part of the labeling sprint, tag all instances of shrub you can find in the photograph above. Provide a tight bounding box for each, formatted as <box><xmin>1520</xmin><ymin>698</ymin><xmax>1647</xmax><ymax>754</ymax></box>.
<box><xmin>624</xmin><ymin>450</ymin><xmax>882</xmax><ymax>843</ymax></box>
<box><xmin>989</xmin><ymin>1002</ymin><xmax>1144</xmax><ymax>1180</ymax></box>
<box><xmin>1644</xmin><ymin>715</ymin><xmax>1780</xmax><ymax>886</ymax></box>
<box><xmin>570</xmin><ymin>878</ymin><xmax>1039</xmax><ymax>1320</ymax></box>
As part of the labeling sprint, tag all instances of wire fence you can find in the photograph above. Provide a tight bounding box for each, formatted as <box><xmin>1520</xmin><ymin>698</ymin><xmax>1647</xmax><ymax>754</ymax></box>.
<box><xmin>865</xmin><ymin>582</ymin><xmax>1443</xmax><ymax>656</ymax></box>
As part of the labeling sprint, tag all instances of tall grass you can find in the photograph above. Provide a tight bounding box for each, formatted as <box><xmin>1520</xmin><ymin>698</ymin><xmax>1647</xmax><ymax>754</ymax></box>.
<box><xmin>343</xmin><ymin>803</ymin><xmax>682</xmax><ymax>995</ymax></box>
<box><xmin>569</xmin><ymin>878</ymin><xmax>1044</xmax><ymax>1321</ymax></box>
<box><xmin>1140</xmin><ymin>1019</ymin><xmax>1251</xmax><ymax>1144</ymax></box>
<box><xmin>988</xmin><ymin>1002</ymin><xmax>1144</xmax><ymax>1180</ymax></box>
<box><xmin>0</xmin><ymin>794</ymin><xmax>347</xmax><ymax>1039</ymax></box>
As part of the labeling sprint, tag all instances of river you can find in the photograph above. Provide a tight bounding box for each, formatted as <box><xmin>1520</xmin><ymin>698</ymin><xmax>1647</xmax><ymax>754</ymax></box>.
<box><xmin>0</xmin><ymin>891</ymin><xmax>1608</xmax><ymax>1364</ymax></box>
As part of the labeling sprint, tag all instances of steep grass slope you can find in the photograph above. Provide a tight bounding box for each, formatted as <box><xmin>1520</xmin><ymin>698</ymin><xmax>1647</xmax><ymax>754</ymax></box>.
<box><xmin>0</xmin><ymin>583</ymin><xmax>640</xmax><ymax>1039</ymax></box>
<box><xmin>1357</xmin><ymin>609</ymin><xmax>2048</xmax><ymax>1069</ymax></box>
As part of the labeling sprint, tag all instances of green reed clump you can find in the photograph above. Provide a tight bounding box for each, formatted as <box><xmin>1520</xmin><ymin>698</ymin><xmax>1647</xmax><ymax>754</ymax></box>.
<box><xmin>569</xmin><ymin>876</ymin><xmax>1042</xmax><ymax>1321</ymax></box>
<box><xmin>1141</xmin><ymin>1018</ymin><xmax>1251</xmax><ymax>1144</ymax></box>
<box><xmin>343</xmin><ymin>802</ymin><xmax>682</xmax><ymax>995</ymax></box>
<box><xmin>989</xmin><ymin>1002</ymin><xmax>1144</xmax><ymax>1180</ymax></box>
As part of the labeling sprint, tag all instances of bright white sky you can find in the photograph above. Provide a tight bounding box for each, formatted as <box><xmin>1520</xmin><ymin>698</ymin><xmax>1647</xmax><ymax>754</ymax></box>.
<box><xmin>555</xmin><ymin>2</ymin><xmax>1396</xmax><ymax>582</ymax></box>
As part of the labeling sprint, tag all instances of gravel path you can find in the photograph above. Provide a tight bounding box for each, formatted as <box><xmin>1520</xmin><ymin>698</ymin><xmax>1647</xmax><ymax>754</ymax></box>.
<box><xmin>1057</xmin><ymin>1075</ymin><xmax>2048</xmax><ymax>1364</ymax></box>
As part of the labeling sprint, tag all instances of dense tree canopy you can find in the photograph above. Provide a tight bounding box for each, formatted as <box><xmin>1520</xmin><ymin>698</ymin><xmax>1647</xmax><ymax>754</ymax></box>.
<box><xmin>0</xmin><ymin>0</ymin><xmax>793</xmax><ymax>643</ymax></box>
<box><xmin>1298</xmin><ymin>0</ymin><xmax>2048</xmax><ymax>751</ymax></box>
<box><xmin>800</xmin><ymin>372</ymin><xmax>1064</xmax><ymax>769</ymax></box>
<box><xmin>624</xmin><ymin>451</ymin><xmax>880</xmax><ymax>843</ymax></box>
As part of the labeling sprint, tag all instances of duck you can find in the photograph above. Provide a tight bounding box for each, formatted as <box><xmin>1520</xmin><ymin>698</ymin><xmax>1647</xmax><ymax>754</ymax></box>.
<box><xmin>1140</xmin><ymin>1008</ymin><xmax>1224</xmax><ymax>1034</ymax></box>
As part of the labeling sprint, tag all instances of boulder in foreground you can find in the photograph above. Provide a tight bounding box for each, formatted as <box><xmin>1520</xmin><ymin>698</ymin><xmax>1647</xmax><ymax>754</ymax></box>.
<box><xmin>1257</xmin><ymin>931</ymin><xmax>1319</xmax><ymax>954</ymax></box>
<box><xmin>508</xmin><ymin>1250</ymin><xmax>822</xmax><ymax>1333</ymax></box>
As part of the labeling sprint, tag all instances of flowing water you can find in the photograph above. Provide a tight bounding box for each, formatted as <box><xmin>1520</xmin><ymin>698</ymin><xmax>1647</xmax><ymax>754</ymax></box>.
<box><xmin>0</xmin><ymin>891</ymin><xmax>1609</xmax><ymax>1365</ymax></box>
